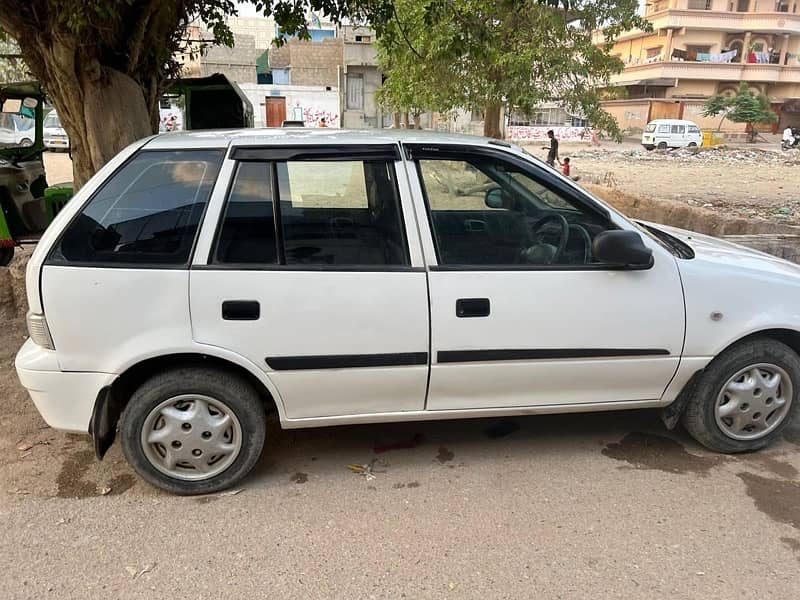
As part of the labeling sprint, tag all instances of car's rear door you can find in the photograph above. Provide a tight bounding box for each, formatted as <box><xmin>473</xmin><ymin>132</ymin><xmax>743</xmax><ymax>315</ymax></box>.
<box><xmin>404</xmin><ymin>143</ymin><xmax>685</xmax><ymax>411</ymax></box>
<box><xmin>190</xmin><ymin>144</ymin><xmax>430</xmax><ymax>420</ymax></box>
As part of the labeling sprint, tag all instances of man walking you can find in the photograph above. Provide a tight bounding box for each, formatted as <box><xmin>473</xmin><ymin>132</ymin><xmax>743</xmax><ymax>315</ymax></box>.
<box><xmin>544</xmin><ymin>129</ymin><xmax>559</xmax><ymax>167</ymax></box>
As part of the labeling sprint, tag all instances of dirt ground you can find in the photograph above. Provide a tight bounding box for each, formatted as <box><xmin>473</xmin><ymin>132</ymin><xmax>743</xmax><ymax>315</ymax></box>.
<box><xmin>525</xmin><ymin>142</ymin><xmax>800</xmax><ymax>227</ymax></box>
<box><xmin>0</xmin><ymin>147</ymin><xmax>797</xmax><ymax>598</ymax></box>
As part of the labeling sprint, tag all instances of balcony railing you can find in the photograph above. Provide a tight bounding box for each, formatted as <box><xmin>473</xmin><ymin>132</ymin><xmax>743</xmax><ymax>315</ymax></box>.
<box><xmin>611</xmin><ymin>60</ymin><xmax>800</xmax><ymax>83</ymax></box>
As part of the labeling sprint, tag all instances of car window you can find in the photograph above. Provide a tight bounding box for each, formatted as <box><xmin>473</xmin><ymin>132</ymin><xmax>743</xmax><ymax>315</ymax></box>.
<box><xmin>657</xmin><ymin>125</ymin><xmax>670</xmax><ymax>133</ymax></box>
<box><xmin>215</xmin><ymin>162</ymin><xmax>276</xmax><ymax>264</ymax></box>
<box><xmin>276</xmin><ymin>159</ymin><xmax>409</xmax><ymax>266</ymax></box>
<box><xmin>645</xmin><ymin>124</ymin><xmax>656</xmax><ymax>133</ymax></box>
<box><xmin>416</xmin><ymin>156</ymin><xmax>614</xmax><ymax>267</ymax></box>
<box><xmin>49</xmin><ymin>150</ymin><xmax>222</xmax><ymax>265</ymax></box>
<box><xmin>688</xmin><ymin>125</ymin><xmax>700</xmax><ymax>133</ymax></box>
<box><xmin>671</xmin><ymin>125</ymin><xmax>685</xmax><ymax>134</ymax></box>
<box><xmin>44</xmin><ymin>113</ymin><xmax>62</xmax><ymax>128</ymax></box>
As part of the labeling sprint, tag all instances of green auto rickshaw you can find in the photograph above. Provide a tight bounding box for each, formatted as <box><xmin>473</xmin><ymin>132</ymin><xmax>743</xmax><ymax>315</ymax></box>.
<box><xmin>0</xmin><ymin>81</ymin><xmax>72</xmax><ymax>266</ymax></box>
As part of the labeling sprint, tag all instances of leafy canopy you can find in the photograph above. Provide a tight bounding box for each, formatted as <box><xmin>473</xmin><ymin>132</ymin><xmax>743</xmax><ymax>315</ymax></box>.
<box><xmin>703</xmin><ymin>83</ymin><xmax>777</xmax><ymax>137</ymax></box>
<box><xmin>376</xmin><ymin>0</ymin><xmax>648</xmax><ymax>137</ymax></box>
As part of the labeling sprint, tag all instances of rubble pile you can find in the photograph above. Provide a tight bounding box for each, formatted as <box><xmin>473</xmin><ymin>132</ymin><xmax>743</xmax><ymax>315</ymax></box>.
<box><xmin>571</xmin><ymin>145</ymin><xmax>800</xmax><ymax>165</ymax></box>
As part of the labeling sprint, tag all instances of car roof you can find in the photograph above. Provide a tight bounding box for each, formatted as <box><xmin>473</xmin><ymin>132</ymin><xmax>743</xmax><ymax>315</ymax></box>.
<box><xmin>142</xmin><ymin>128</ymin><xmax>506</xmax><ymax>150</ymax></box>
<box><xmin>648</xmin><ymin>119</ymin><xmax>697</xmax><ymax>124</ymax></box>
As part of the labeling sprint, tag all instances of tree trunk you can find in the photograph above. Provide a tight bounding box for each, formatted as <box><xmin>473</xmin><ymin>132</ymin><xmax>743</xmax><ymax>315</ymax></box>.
<box><xmin>483</xmin><ymin>102</ymin><xmax>503</xmax><ymax>139</ymax></box>
<box><xmin>54</xmin><ymin>68</ymin><xmax>153</xmax><ymax>189</ymax></box>
<box><xmin>14</xmin><ymin>33</ymin><xmax>155</xmax><ymax>190</ymax></box>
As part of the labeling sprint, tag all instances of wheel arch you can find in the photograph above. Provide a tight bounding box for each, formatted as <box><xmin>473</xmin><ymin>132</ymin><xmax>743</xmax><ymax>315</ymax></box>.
<box><xmin>662</xmin><ymin>327</ymin><xmax>800</xmax><ymax>430</ymax></box>
<box><xmin>91</xmin><ymin>351</ymin><xmax>284</xmax><ymax>459</ymax></box>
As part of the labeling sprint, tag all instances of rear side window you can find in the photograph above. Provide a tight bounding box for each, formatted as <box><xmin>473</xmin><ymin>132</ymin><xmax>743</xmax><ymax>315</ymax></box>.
<box><xmin>50</xmin><ymin>150</ymin><xmax>222</xmax><ymax>266</ymax></box>
<box><xmin>658</xmin><ymin>125</ymin><xmax>670</xmax><ymax>133</ymax></box>
<box><xmin>277</xmin><ymin>160</ymin><xmax>408</xmax><ymax>266</ymax></box>
<box><xmin>671</xmin><ymin>125</ymin><xmax>685</xmax><ymax>134</ymax></box>
<box><xmin>214</xmin><ymin>162</ymin><xmax>276</xmax><ymax>264</ymax></box>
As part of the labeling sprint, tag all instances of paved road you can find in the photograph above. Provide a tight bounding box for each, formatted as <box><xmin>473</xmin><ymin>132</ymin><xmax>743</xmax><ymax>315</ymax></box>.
<box><xmin>1</xmin><ymin>407</ymin><xmax>798</xmax><ymax>599</ymax></box>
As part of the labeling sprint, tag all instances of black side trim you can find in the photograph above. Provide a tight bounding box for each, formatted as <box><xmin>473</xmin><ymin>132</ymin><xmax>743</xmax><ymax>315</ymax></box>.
<box><xmin>192</xmin><ymin>264</ymin><xmax>425</xmax><ymax>272</ymax></box>
<box><xmin>267</xmin><ymin>352</ymin><xmax>428</xmax><ymax>371</ymax></box>
<box><xmin>437</xmin><ymin>348</ymin><xmax>670</xmax><ymax>363</ymax></box>
<box><xmin>231</xmin><ymin>144</ymin><xmax>401</xmax><ymax>162</ymax></box>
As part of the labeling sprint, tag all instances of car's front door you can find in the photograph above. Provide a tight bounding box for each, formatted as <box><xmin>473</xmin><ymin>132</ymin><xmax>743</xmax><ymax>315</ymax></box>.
<box><xmin>405</xmin><ymin>145</ymin><xmax>685</xmax><ymax>411</ymax></box>
<box><xmin>190</xmin><ymin>145</ymin><xmax>430</xmax><ymax>420</ymax></box>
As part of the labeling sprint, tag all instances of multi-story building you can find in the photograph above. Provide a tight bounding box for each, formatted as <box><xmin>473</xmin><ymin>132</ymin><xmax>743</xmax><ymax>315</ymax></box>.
<box><xmin>598</xmin><ymin>0</ymin><xmax>800</xmax><ymax>135</ymax></box>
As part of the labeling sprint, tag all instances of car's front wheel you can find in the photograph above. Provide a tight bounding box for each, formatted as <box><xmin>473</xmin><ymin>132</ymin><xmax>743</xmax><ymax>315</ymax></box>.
<box><xmin>120</xmin><ymin>367</ymin><xmax>266</xmax><ymax>495</ymax></box>
<box><xmin>683</xmin><ymin>338</ymin><xmax>798</xmax><ymax>453</ymax></box>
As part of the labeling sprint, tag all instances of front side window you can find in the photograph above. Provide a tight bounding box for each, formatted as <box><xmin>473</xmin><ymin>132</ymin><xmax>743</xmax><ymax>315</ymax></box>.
<box><xmin>688</xmin><ymin>125</ymin><xmax>700</xmax><ymax>133</ymax></box>
<box><xmin>277</xmin><ymin>160</ymin><xmax>408</xmax><ymax>266</ymax></box>
<box><xmin>50</xmin><ymin>150</ymin><xmax>222</xmax><ymax>265</ymax></box>
<box><xmin>416</xmin><ymin>155</ymin><xmax>614</xmax><ymax>267</ymax></box>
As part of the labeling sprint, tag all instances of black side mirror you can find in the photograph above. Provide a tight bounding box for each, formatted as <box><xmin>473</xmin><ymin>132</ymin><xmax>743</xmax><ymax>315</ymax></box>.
<box><xmin>485</xmin><ymin>187</ymin><xmax>505</xmax><ymax>209</ymax></box>
<box><xmin>592</xmin><ymin>230</ymin><xmax>653</xmax><ymax>269</ymax></box>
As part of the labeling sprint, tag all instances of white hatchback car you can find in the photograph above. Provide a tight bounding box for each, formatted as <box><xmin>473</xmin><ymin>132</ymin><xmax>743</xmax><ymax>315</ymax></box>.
<box><xmin>15</xmin><ymin>130</ymin><xmax>799</xmax><ymax>494</ymax></box>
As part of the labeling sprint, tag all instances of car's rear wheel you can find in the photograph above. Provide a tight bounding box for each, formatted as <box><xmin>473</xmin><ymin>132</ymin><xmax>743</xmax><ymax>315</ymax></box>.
<box><xmin>682</xmin><ymin>338</ymin><xmax>799</xmax><ymax>453</ymax></box>
<box><xmin>657</xmin><ymin>141</ymin><xmax>668</xmax><ymax>150</ymax></box>
<box><xmin>120</xmin><ymin>367</ymin><xmax>266</xmax><ymax>495</ymax></box>
<box><xmin>0</xmin><ymin>246</ymin><xmax>13</xmax><ymax>267</ymax></box>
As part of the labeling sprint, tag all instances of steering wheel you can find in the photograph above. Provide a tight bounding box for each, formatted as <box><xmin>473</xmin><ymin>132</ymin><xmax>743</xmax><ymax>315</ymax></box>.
<box><xmin>519</xmin><ymin>213</ymin><xmax>570</xmax><ymax>265</ymax></box>
<box><xmin>569</xmin><ymin>224</ymin><xmax>593</xmax><ymax>264</ymax></box>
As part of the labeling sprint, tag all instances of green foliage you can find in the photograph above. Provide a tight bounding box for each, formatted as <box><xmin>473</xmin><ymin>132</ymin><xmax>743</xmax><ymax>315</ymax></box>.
<box><xmin>703</xmin><ymin>83</ymin><xmax>778</xmax><ymax>138</ymax></box>
<box><xmin>376</xmin><ymin>0</ymin><xmax>648</xmax><ymax>138</ymax></box>
<box><xmin>0</xmin><ymin>33</ymin><xmax>29</xmax><ymax>83</ymax></box>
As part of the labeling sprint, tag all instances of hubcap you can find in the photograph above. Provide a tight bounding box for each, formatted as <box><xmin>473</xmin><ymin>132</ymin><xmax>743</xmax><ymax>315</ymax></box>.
<box><xmin>141</xmin><ymin>394</ymin><xmax>243</xmax><ymax>481</ymax></box>
<box><xmin>714</xmin><ymin>363</ymin><xmax>793</xmax><ymax>441</ymax></box>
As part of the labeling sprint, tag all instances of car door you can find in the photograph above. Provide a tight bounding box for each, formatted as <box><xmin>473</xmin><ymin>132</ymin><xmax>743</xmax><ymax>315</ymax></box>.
<box><xmin>190</xmin><ymin>144</ymin><xmax>430</xmax><ymax>420</ymax></box>
<box><xmin>404</xmin><ymin>144</ymin><xmax>685</xmax><ymax>411</ymax></box>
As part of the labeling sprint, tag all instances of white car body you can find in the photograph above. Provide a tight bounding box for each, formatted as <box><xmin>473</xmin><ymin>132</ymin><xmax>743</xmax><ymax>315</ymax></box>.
<box><xmin>14</xmin><ymin>129</ymin><xmax>800</xmax><ymax>490</ymax></box>
<box><xmin>642</xmin><ymin>119</ymin><xmax>703</xmax><ymax>150</ymax></box>
<box><xmin>43</xmin><ymin>111</ymin><xmax>69</xmax><ymax>151</ymax></box>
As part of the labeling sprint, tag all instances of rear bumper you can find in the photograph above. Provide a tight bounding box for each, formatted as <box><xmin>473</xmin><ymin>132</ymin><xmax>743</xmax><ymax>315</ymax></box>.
<box><xmin>15</xmin><ymin>339</ymin><xmax>115</xmax><ymax>433</ymax></box>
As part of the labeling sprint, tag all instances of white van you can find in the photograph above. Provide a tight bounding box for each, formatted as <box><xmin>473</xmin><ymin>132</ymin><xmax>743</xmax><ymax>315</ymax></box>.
<box><xmin>642</xmin><ymin>119</ymin><xmax>703</xmax><ymax>150</ymax></box>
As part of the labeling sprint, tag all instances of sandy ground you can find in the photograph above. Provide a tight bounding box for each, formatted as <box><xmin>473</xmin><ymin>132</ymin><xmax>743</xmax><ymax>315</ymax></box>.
<box><xmin>0</xmin><ymin>147</ymin><xmax>796</xmax><ymax>598</ymax></box>
<box><xmin>524</xmin><ymin>141</ymin><xmax>800</xmax><ymax>227</ymax></box>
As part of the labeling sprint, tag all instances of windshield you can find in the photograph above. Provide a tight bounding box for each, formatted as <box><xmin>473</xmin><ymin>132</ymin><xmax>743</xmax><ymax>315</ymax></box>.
<box><xmin>44</xmin><ymin>113</ymin><xmax>61</xmax><ymax>128</ymax></box>
<box><xmin>644</xmin><ymin>123</ymin><xmax>656</xmax><ymax>133</ymax></box>
<box><xmin>0</xmin><ymin>98</ymin><xmax>36</xmax><ymax>149</ymax></box>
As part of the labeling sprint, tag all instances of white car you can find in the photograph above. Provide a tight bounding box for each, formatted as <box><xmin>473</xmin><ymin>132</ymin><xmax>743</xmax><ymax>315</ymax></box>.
<box><xmin>642</xmin><ymin>119</ymin><xmax>703</xmax><ymax>150</ymax></box>
<box><xmin>43</xmin><ymin>110</ymin><xmax>69</xmax><ymax>151</ymax></box>
<box><xmin>15</xmin><ymin>130</ymin><xmax>799</xmax><ymax>494</ymax></box>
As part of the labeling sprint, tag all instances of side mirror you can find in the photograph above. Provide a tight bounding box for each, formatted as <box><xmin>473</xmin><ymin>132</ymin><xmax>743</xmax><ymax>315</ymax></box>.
<box><xmin>485</xmin><ymin>187</ymin><xmax>505</xmax><ymax>209</ymax></box>
<box><xmin>592</xmin><ymin>230</ymin><xmax>653</xmax><ymax>269</ymax></box>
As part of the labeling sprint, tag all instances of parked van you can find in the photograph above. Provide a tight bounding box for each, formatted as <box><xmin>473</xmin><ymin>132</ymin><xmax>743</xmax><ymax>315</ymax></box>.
<box><xmin>642</xmin><ymin>119</ymin><xmax>703</xmax><ymax>150</ymax></box>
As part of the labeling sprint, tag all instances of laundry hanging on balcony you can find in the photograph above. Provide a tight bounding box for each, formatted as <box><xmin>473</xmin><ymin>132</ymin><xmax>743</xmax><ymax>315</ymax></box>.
<box><xmin>748</xmin><ymin>51</ymin><xmax>771</xmax><ymax>64</ymax></box>
<box><xmin>695</xmin><ymin>50</ymin><xmax>737</xmax><ymax>63</ymax></box>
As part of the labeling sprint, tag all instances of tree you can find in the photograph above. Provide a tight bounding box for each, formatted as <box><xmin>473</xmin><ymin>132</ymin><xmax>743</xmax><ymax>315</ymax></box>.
<box><xmin>0</xmin><ymin>33</ymin><xmax>30</xmax><ymax>83</ymax></box>
<box><xmin>375</xmin><ymin>0</ymin><xmax>647</xmax><ymax>139</ymax></box>
<box><xmin>703</xmin><ymin>83</ymin><xmax>778</xmax><ymax>141</ymax></box>
<box><xmin>0</xmin><ymin>1</ymin><xmax>392</xmax><ymax>188</ymax></box>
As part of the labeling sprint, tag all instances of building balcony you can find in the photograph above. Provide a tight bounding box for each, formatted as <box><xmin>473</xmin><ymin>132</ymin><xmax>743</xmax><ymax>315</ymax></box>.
<box><xmin>647</xmin><ymin>8</ymin><xmax>800</xmax><ymax>34</ymax></box>
<box><xmin>611</xmin><ymin>60</ymin><xmax>800</xmax><ymax>83</ymax></box>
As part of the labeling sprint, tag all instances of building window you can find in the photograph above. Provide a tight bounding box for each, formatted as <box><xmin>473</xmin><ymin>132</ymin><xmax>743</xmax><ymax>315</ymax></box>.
<box><xmin>346</xmin><ymin>73</ymin><xmax>364</xmax><ymax>110</ymax></box>
<box><xmin>355</xmin><ymin>35</ymin><xmax>372</xmax><ymax>43</ymax></box>
<box><xmin>687</xmin><ymin>0</ymin><xmax>712</xmax><ymax>9</ymax></box>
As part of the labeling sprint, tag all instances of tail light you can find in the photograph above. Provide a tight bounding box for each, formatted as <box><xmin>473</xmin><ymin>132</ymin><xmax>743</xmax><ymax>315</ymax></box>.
<box><xmin>26</xmin><ymin>312</ymin><xmax>55</xmax><ymax>350</ymax></box>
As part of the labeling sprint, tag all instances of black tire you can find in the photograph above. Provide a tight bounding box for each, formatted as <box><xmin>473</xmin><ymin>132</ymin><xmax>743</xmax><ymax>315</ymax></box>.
<box><xmin>688</xmin><ymin>142</ymin><xmax>698</xmax><ymax>148</ymax></box>
<box><xmin>682</xmin><ymin>338</ymin><xmax>800</xmax><ymax>453</ymax></box>
<box><xmin>0</xmin><ymin>246</ymin><xmax>13</xmax><ymax>267</ymax></box>
<box><xmin>19</xmin><ymin>138</ymin><xmax>32</xmax><ymax>147</ymax></box>
<box><xmin>657</xmin><ymin>142</ymin><xmax>668</xmax><ymax>150</ymax></box>
<box><xmin>120</xmin><ymin>367</ymin><xmax>266</xmax><ymax>495</ymax></box>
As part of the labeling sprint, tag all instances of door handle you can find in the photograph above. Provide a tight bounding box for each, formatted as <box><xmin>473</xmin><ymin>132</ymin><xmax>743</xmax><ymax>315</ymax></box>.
<box><xmin>222</xmin><ymin>300</ymin><xmax>260</xmax><ymax>321</ymax></box>
<box><xmin>456</xmin><ymin>298</ymin><xmax>490</xmax><ymax>318</ymax></box>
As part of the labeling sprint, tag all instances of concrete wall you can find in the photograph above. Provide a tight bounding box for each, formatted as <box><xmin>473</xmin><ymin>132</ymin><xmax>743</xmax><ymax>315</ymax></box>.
<box><xmin>226</xmin><ymin>16</ymin><xmax>277</xmax><ymax>50</ymax></box>
<box><xmin>238</xmin><ymin>83</ymin><xmax>340</xmax><ymax>128</ymax></box>
<box><xmin>601</xmin><ymin>100</ymin><xmax>652</xmax><ymax>133</ymax></box>
<box><xmin>269</xmin><ymin>38</ymin><xmax>342</xmax><ymax>87</ymax></box>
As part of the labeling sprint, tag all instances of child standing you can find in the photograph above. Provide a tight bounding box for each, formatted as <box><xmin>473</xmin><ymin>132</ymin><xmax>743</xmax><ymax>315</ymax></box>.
<box><xmin>560</xmin><ymin>157</ymin><xmax>571</xmax><ymax>177</ymax></box>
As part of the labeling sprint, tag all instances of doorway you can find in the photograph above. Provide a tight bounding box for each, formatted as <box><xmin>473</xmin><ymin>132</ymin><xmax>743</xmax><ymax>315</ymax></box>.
<box><xmin>265</xmin><ymin>96</ymin><xmax>286</xmax><ymax>127</ymax></box>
